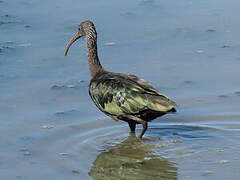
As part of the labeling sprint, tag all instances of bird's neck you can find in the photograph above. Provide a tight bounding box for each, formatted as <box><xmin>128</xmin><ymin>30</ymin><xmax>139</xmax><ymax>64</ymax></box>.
<box><xmin>86</xmin><ymin>35</ymin><xmax>104</xmax><ymax>78</ymax></box>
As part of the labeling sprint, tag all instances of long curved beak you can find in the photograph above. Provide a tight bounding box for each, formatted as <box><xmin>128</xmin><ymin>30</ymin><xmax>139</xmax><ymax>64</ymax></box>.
<box><xmin>64</xmin><ymin>32</ymin><xmax>82</xmax><ymax>56</ymax></box>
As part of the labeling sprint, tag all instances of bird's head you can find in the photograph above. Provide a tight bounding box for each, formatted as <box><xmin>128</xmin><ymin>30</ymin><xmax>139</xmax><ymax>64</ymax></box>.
<box><xmin>64</xmin><ymin>20</ymin><xmax>96</xmax><ymax>56</ymax></box>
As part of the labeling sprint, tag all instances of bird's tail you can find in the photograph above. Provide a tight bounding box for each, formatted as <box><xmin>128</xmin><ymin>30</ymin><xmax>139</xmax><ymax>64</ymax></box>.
<box><xmin>146</xmin><ymin>94</ymin><xmax>177</xmax><ymax>113</ymax></box>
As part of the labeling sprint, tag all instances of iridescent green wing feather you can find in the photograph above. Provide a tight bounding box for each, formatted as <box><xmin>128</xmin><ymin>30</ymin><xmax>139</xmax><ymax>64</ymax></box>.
<box><xmin>89</xmin><ymin>77</ymin><xmax>147</xmax><ymax>116</ymax></box>
<box><xmin>123</xmin><ymin>73</ymin><xmax>177</xmax><ymax>108</ymax></box>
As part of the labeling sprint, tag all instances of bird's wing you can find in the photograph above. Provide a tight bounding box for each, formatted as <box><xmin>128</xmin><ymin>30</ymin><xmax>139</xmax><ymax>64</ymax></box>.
<box><xmin>89</xmin><ymin>74</ymin><xmax>176</xmax><ymax>116</ymax></box>
<box><xmin>122</xmin><ymin>73</ymin><xmax>177</xmax><ymax>106</ymax></box>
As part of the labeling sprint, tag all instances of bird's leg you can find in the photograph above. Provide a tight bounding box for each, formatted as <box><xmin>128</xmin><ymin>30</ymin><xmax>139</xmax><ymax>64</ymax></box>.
<box><xmin>123</xmin><ymin>115</ymin><xmax>148</xmax><ymax>139</ymax></box>
<box><xmin>139</xmin><ymin>121</ymin><xmax>148</xmax><ymax>139</ymax></box>
<box><xmin>128</xmin><ymin>121</ymin><xmax>136</xmax><ymax>133</ymax></box>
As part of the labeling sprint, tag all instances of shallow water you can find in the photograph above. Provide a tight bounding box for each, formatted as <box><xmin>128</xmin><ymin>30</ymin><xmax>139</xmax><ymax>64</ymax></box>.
<box><xmin>1</xmin><ymin>0</ymin><xmax>240</xmax><ymax>179</ymax></box>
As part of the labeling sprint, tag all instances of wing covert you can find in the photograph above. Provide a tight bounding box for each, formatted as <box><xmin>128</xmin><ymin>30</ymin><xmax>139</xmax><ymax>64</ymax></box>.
<box><xmin>89</xmin><ymin>77</ymin><xmax>148</xmax><ymax>116</ymax></box>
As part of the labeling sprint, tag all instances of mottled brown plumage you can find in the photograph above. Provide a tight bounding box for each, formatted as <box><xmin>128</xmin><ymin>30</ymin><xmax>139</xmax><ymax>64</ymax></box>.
<box><xmin>65</xmin><ymin>20</ymin><xmax>177</xmax><ymax>138</ymax></box>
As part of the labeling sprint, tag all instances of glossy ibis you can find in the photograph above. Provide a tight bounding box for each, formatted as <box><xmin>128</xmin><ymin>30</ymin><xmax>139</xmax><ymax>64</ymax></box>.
<box><xmin>64</xmin><ymin>20</ymin><xmax>177</xmax><ymax>138</ymax></box>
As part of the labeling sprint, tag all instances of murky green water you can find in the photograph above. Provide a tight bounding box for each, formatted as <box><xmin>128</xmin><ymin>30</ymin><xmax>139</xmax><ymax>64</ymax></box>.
<box><xmin>1</xmin><ymin>0</ymin><xmax>240</xmax><ymax>179</ymax></box>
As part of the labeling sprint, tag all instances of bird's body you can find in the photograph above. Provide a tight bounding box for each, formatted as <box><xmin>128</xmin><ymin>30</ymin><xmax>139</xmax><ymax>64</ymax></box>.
<box><xmin>89</xmin><ymin>71</ymin><xmax>176</xmax><ymax>122</ymax></box>
<box><xmin>65</xmin><ymin>20</ymin><xmax>177</xmax><ymax>138</ymax></box>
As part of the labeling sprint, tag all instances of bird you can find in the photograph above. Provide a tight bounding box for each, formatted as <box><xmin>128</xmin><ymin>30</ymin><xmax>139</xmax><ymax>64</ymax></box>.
<box><xmin>64</xmin><ymin>20</ymin><xmax>177</xmax><ymax>139</ymax></box>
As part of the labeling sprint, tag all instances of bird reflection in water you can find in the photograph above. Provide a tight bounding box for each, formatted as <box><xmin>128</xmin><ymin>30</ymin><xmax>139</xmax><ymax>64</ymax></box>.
<box><xmin>89</xmin><ymin>135</ymin><xmax>177</xmax><ymax>180</ymax></box>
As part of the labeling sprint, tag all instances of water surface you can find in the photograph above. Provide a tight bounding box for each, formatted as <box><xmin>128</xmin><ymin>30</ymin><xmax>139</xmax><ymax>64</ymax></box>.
<box><xmin>1</xmin><ymin>0</ymin><xmax>240</xmax><ymax>179</ymax></box>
